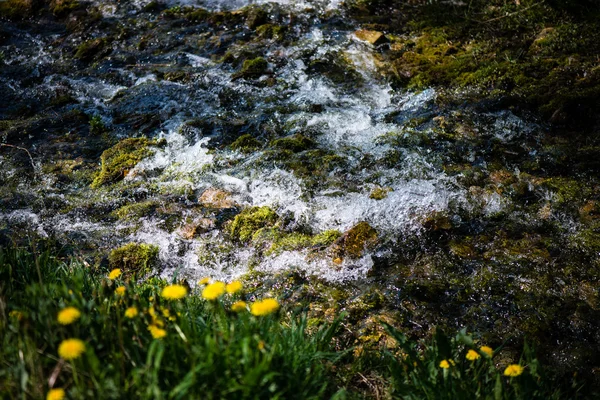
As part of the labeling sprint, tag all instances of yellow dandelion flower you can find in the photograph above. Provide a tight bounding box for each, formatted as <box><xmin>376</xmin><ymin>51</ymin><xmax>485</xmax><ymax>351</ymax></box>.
<box><xmin>108</xmin><ymin>268</ymin><xmax>122</xmax><ymax>280</ymax></box>
<box><xmin>250</xmin><ymin>298</ymin><xmax>279</xmax><ymax>316</ymax></box>
<box><xmin>480</xmin><ymin>346</ymin><xmax>493</xmax><ymax>357</ymax></box>
<box><xmin>226</xmin><ymin>281</ymin><xmax>243</xmax><ymax>294</ymax></box>
<box><xmin>161</xmin><ymin>284</ymin><xmax>187</xmax><ymax>300</ymax></box>
<box><xmin>439</xmin><ymin>360</ymin><xmax>450</xmax><ymax>369</ymax></box>
<box><xmin>504</xmin><ymin>364</ymin><xmax>524</xmax><ymax>377</ymax></box>
<box><xmin>58</xmin><ymin>338</ymin><xmax>86</xmax><ymax>360</ymax></box>
<box><xmin>466</xmin><ymin>349</ymin><xmax>481</xmax><ymax>361</ymax></box>
<box><xmin>257</xmin><ymin>340</ymin><xmax>265</xmax><ymax>350</ymax></box>
<box><xmin>148</xmin><ymin>325</ymin><xmax>167</xmax><ymax>339</ymax></box>
<box><xmin>149</xmin><ymin>296</ymin><xmax>154</xmax><ymax>302</ymax></box>
<box><xmin>125</xmin><ymin>307</ymin><xmax>138</xmax><ymax>318</ymax></box>
<box><xmin>115</xmin><ymin>286</ymin><xmax>126</xmax><ymax>296</ymax></box>
<box><xmin>57</xmin><ymin>307</ymin><xmax>81</xmax><ymax>325</ymax></box>
<box><xmin>231</xmin><ymin>301</ymin><xmax>247</xmax><ymax>312</ymax></box>
<box><xmin>202</xmin><ymin>281</ymin><xmax>226</xmax><ymax>300</ymax></box>
<box><xmin>46</xmin><ymin>388</ymin><xmax>65</xmax><ymax>400</ymax></box>
<box><xmin>198</xmin><ymin>277</ymin><xmax>211</xmax><ymax>285</ymax></box>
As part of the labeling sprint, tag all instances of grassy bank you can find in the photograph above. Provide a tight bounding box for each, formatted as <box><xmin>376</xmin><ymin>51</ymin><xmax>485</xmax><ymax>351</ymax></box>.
<box><xmin>0</xmin><ymin>245</ymin><xmax>589</xmax><ymax>399</ymax></box>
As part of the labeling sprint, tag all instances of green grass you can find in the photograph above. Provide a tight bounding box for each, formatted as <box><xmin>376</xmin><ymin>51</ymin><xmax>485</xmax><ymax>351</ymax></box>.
<box><xmin>0</xmin><ymin>246</ymin><xmax>589</xmax><ymax>399</ymax></box>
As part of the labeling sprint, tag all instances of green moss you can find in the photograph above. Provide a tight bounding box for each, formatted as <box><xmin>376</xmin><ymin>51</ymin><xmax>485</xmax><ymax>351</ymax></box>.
<box><xmin>91</xmin><ymin>138</ymin><xmax>155</xmax><ymax>188</ymax></box>
<box><xmin>270</xmin><ymin>134</ymin><xmax>315</xmax><ymax>153</ymax></box>
<box><xmin>49</xmin><ymin>0</ymin><xmax>79</xmax><ymax>17</ymax></box>
<box><xmin>230</xmin><ymin>134</ymin><xmax>261</xmax><ymax>153</ymax></box>
<box><xmin>312</xmin><ymin>230</ymin><xmax>342</xmax><ymax>247</ymax></box>
<box><xmin>108</xmin><ymin>242</ymin><xmax>159</xmax><ymax>276</ymax></box>
<box><xmin>231</xmin><ymin>57</ymin><xmax>268</xmax><ymax>80</ymax></box>
<box><xmin>112</xmin><ymin>201</ymin><xmax>156</xmax><ymax>221</ymax></box>
<box><xmin>229</xmin><ymin>206</ymin><xmax>278</xmax><ymax>243</ymax></box>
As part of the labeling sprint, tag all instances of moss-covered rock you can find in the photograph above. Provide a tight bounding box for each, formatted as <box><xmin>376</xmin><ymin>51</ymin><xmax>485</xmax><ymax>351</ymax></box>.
<box><xmin>230</xmin><ymin>134</ymin><xmax>262</xmax><ymax>153</ymax></box>
<box><xmin>231</xmin><ymin>57</ymin><xmax>268</xmax><ymax>80</ymax></box>
<box><xmin>108</xmin><ymin>242</ymin><xmax>159</xmax><ymax>276</ymax></box>
<box><xmin>112</xmin><ymin>201</ymin><xmax>156</xmax><ymax>221</ymax></box>
<box><xmin>228</xmin><ymin>206</ymin><xmax>278</xmax><ymax>243</ymax></box>
<box><xmin>270</xmin><ymin>134</ymin><xmax>315</xmax><ymax>153</ymax></box>
<box><xmin>91</xmin><ymin>138</ymin><xmax>155</xmax><ymax>188</ymax></box>
<box><xmin>332</xmin><ymin>222</ymin><xmax>378</xmax><ymax>260</ymax></box>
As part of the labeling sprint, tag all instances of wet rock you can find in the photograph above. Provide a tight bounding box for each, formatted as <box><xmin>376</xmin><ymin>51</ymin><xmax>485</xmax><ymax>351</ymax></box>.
<box><xmin>421</xmin><ymin>211</ymin><xmax>452</xmax><ymax>231</ymax></box>
<box><xmin>74</xmin><ymin>38</ymin><xmax>110</xmax><ymax>62</ymax></box>
<box><xmin>354</xmin><ymin>29</ymin><xmax>388</xmax><ymax>46</ymax></box>
<box><xmin>198</xmin><ymin>188</ymin><xmax>237</xmax><ymax>209</ymax></box>
<box><xmin>246</xmin><ymin>8</ymin><xmax>268</xmax><ymax>30</ymax></box>
<box><xmin>332</xmin><ymin>221</ymin><xmax>378</xmax><ymax>260</ymax></box>
<box><xmin>108</xmin><ymin>242</ymin><xmax>159</xmax><ymax>277</ymax></box>
<box><xmin>177</xmin><ymin>218</ymin><xmax>215</xmax><ymax>239</ymax></box>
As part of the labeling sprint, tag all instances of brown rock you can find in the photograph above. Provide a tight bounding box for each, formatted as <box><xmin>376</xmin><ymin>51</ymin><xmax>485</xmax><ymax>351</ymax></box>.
<box><xmin>177</xmin><ymin>218</ymin><xmax>215</xmax><ymax>239</ymax></box>
<box><xmin>198</xmin><ymin>188</ymin><xmax>237</xmax><ymax>209</ymax></box>
<box><xmin>354</xmin><ymin>30</ymin><xmax>388</xmax><ymax>46</ymax></box>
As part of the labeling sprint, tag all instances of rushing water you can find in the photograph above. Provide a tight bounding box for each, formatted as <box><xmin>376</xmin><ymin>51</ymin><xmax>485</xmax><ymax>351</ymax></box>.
<box><xmin>0</xmin><ymin>0</ymin><xmax>543</xmax><ymax>282</ymax></box>
<box><xmin>3</xmin><ymin>0</ymin><xmax>600</xmax><ymax>373</ymax></box>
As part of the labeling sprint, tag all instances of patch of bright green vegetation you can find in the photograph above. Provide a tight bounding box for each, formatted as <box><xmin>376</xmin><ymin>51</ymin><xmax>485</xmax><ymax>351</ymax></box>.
<box><xmin>0</xmin><ymin>246</ymin><xmax>581</xmax><ymax>399</ymax></box>
<box><xmin>91</xmin><ymin>138</ymin><xmax>155</xmax><ymax>188</ymax></box>
<box><xmin>229</xmin><ymin>206</ymin><xmax>278</xmax><ymax>243</ymax></box>
<box><xmin>0</xmin><ymin>247</ymin><xmax>344</xmax><ymax>399</ymax></box>
<box><xmin>108</xmin><ymin>242</ymin><xmax>159</xmax><ymax>277</ymax></box>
